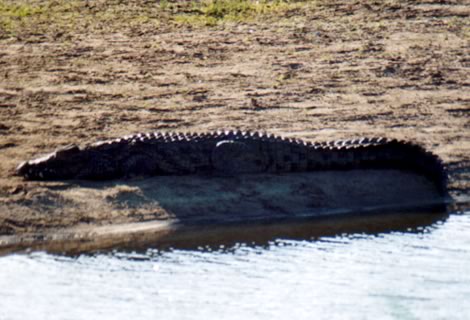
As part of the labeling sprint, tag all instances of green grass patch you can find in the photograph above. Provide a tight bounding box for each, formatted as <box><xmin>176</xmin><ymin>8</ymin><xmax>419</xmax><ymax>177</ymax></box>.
<box><xmin>0</xmin><ymin>0</ymin><xmax>315</xmax><ymax>38</ymax></box>
<box><xmin>0</xmin><ymin>2</ymin><xmax>44</xmax><ymax>18</ymax></box>
<box><xmin>0</xmin><ymin>0</ymin><xmax>167</xmax><ymax>38</ymax></box>
<box><xmin>174</xmin><ymin>0</ymin><xmax>312</xmax><ymax>26</ymax></box>
<box><xmin>0</xmin><ymin>1</ymin><xmax>44</xmax><ymax>35</ymax></box>
<box><xmin>0</xmin><ymin>1</ymin><xmax>81</xmax><ymax>37</ymax></box>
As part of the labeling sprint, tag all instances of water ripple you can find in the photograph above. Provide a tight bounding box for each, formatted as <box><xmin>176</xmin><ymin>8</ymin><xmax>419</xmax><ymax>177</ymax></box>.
<box><xmin>1</xmin><ymin>209</ymin><xmax>469</xmax><ymax>320</ymax></box>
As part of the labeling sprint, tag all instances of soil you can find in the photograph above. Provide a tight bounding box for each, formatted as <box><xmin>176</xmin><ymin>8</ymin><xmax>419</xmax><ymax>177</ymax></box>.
<box><xmin>0</xmin><ymin>0</ymin><xmax>469</xmax><ymax>251</ymax></box>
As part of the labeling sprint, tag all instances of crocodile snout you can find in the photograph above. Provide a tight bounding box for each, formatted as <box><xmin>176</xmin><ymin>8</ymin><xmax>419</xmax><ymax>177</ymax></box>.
<box><xmin>15</xmin><ymin>161</ymin><xmax>30</xmax><ymax>177</ymax></box>
<box><xmin>15</xmin><ymin>161</ymin><xmax>45</xmax><ymax>180</ymax></box>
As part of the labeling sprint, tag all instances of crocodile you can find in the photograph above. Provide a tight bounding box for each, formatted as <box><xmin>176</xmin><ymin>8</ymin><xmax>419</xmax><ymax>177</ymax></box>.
<box><xmin>15</xmin><ymin>130</ymin><xmax>447</xmax><ymax>194</ymax></box>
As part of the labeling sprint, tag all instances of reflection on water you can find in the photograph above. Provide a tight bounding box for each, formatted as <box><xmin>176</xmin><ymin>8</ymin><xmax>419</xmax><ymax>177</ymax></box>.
<box><xmin>149</xmin><ymin>200</ymin><xmax>466</xmax><ymax>253</ymax></box>
<box><xmin>122</xmin><ymin>208</ymin><xmax>451</xmax><ymax>252</ymax></box>
<box><xmin>1</xmin><ymin>207</ymin><xmax>470</xmax><ymax>320</ymax></box>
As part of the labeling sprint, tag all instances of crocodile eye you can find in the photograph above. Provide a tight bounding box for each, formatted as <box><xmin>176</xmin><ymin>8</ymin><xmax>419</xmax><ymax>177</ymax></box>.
<box><xmin>55</xmin><ymin>145</ymin><xmax>80</xmax><ymax>158</ymax></box>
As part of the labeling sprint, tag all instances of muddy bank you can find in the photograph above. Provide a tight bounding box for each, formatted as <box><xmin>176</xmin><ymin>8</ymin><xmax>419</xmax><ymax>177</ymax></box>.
<box><xmin>0</xmin><ymin>170</ymin><xmax>449</xmax><ymax>254</ymax></box>
<box><xmin>0</xmin><ymin>0</ymin><xmax>469</xmax><ymax>252</ymax></box>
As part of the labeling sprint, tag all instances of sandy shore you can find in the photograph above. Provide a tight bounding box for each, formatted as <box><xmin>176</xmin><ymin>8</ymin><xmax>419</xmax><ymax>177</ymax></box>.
<box><xmin>0</xmin><ymin>0</ymin><xmax>469</xmax><ymax>252</ymax></box>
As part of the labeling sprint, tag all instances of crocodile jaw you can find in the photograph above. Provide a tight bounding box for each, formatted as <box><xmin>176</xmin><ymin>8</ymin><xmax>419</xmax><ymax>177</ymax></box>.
<box><xmin>15</xmin><ymin>151</ymin><xmax>82</xmax><ymax>180</ymax></box>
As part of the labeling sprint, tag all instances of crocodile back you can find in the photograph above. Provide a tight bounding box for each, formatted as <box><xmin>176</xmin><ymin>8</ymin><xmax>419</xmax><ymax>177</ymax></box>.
<box><xmin>16</xmin><ymin>130</ymin><xmax>447</xmax><ymax>195</ymax></box>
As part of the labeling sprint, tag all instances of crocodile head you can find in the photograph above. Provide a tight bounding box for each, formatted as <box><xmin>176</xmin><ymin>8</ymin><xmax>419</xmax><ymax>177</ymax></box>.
<box><xmin>16</xmin><ymin>145</ymin><xmax>89</xmax><ymax>180</ymax></box>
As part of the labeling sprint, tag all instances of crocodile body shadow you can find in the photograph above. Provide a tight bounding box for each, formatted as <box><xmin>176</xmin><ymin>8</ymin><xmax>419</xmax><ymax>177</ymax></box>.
<box><xmin>16</xmin><ymin>130</ymin><xmax>447</xmax><ymax>194</ymax></box>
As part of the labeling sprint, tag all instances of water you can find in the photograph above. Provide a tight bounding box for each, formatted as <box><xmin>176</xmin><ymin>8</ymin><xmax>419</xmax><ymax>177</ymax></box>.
<box><xmin>1</xmin><ymin>208</ymin><xmax>469</xmax><ymax>320</ymax></box>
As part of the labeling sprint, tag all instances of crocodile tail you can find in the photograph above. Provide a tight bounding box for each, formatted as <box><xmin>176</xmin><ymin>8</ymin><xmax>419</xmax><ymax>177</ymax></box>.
<box><xmin>363</xmin><ymin>139</ymin><xmax>448</xmax><ymax>195</ymax></box>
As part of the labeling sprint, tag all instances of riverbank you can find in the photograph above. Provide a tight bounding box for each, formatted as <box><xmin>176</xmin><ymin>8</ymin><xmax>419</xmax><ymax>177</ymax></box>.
<box><xmin>0</xmin><ymin>0</ymin><xmax>469</xmax><ymax>251</ymax></box>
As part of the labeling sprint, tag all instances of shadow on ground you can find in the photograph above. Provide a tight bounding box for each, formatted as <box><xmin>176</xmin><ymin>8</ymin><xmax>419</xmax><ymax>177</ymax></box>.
<box><xmin>0</xmin><ymin>169</ymin><xmax>450</xmax><ymax>255</ymax></box>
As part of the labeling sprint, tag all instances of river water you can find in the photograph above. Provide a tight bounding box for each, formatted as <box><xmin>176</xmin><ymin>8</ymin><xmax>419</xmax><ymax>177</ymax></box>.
<box><xmin>1</xmin><ymin>206</ymin><xmax>469</xmax><ymax>320</ymax></box>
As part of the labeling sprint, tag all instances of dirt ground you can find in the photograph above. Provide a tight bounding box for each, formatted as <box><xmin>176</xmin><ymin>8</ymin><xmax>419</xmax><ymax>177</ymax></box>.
<box><xmin>0</xmin><ymin>0</ymin><xmax>469</xmax><ymax>248</ymax></box>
